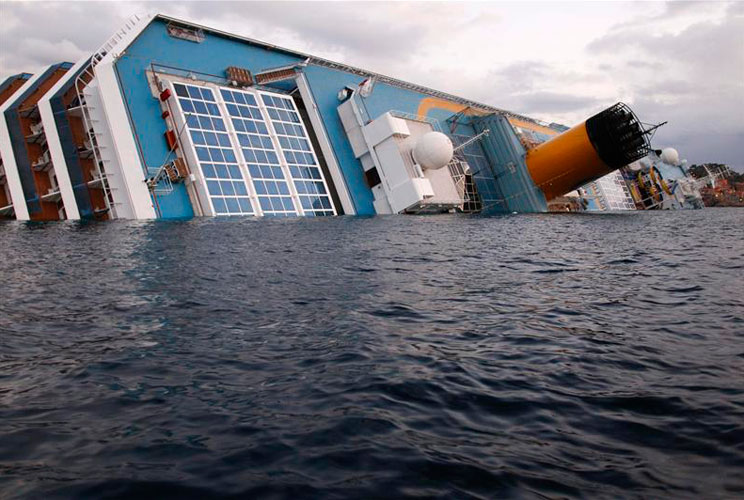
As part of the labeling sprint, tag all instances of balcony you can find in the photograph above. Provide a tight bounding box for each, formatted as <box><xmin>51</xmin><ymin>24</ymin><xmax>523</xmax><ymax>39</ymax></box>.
<box><xmin>0</xmin><ymin>203</ymin><xmax>14</xmax><ymax>217</ymax></box>
<box><xmin>25</xmin><ymin>123</ymin><xmax>46</xmax><ymax>145</ymax></box>
<box><xmin>77</xmin><ymin>141</ymin><xmax>95</xmax><ymax>160</ymax></box>
<box><xmin>19</xmin><ymin>105</ymin><xmax>40</xmax><ymax>120</ymax></box>
<box><xmin>87</xmin><ymin>173</ymin><xmax>106</xmax><ymax>188</ymax></box>
<box><xmin>41</xmin><ymin>188</ymin><xmax>62</xmax><ymax>203</ymax></box>
<box><xmin>31</xmin><ymin>152</ymin><xmax>52</xmax><ymax>172</ymax></box>
<box><xmin>67</xmin><ymin>105</ymin><xmax>84</xmax><ymax>119</ymax></box>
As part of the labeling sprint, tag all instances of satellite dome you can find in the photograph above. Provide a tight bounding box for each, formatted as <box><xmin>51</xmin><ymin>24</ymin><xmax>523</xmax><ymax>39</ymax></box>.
<box><xmin>660</xmin><ymin>148</ymin><xmax>680</xmax><ymax>165</ymax></box>
<box><xmin>413</xmin><ymin>132</ymin><xmax>454</xmax><ymax>170</ymax></box>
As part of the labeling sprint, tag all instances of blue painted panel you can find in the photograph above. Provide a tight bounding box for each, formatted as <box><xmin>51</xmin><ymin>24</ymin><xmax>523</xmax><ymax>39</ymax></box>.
<box><xmin>302</xmin><ymin>67</ymin><xmax>480</xmax><ymax>215</ymax></box>
<box><xmin>445</xmin><ymin>119</ymin><xmax>507</xmax><ymax>213</ymax></box>
<box><xmin>655</xmin><ymin>160</ymin><xmax>687</xmax><ymax>182</ymax></box>
<box><xmin>301</xmin><ymin>65</ymin><xmax>374</xmax><ymax>214</ymax></box>
<box><xmin>472</xmin><ymin>114</ymin><xmax>547</xmax><ymax>213</ymax></box>
<box><xmin>583</xmin><ymin>186</ymin><xmax>602</xmax><ymax>211</ymax></box>
<box><xmin>153</xmin><ymin>182</ymin><xmax>193</xmax><ymax>218</ymax></box>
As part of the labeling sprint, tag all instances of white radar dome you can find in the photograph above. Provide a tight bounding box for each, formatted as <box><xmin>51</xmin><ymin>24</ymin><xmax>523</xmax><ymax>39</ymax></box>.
<box><xmin>660</xmin><ymin>148</ymin><xmax>680</xmax><ymax>165</ymax></box>
<box><xmin>413</xmin><ymin>132</ymin><xmax>454</xmax><ymax>170</ymax></box>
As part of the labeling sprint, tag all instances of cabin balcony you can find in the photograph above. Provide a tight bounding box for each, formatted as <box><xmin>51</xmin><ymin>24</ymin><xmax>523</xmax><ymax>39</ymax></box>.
<box><xmin>19</xmin><ymin>105</ymin><xmax>40</xmax><ymax>120</ymax></box>
<box><xmin>67</xmin><ymin>105</ymin><xmax>84</xmax><ymax>119</ymax></box>
<box><xmin>77</xmin><ymin>143</ymin><xmax>95</xmax><ymax>160</ymax></box>
<box><xmin>0</xmin><ymin>204</ymin><xmax>14</xmax><ymax>217</ymax></box>
<box><xmin>32</xmin><ymin>153</ymin><xmax>53</xmax><ymax>172</ymax></box>
<box><xmin>25</xmin><ymin>127</ymin><xmax>47</xmax><ymax>145</ymax></box>
<box><xmin>87</xmin><ymin>173</ymin><xmax>106</xmax><ymax>188</ymax></box>
<box><xmin>40</xmin><ymin>188</ymin><xmax>62</xmax><ymax>203</ymax></box>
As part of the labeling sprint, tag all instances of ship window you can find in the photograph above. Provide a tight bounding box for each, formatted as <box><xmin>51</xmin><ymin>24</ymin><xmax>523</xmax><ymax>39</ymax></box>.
<box><xmin>259</xmin><ymin>91</ymin><xmax>334</xmax><ymax>216</ymax></box>
<box><xmin>174</xmin><ymin>84</ymin><xmax>189</xmax><ymax>97</ymax></box>
<box><xmin>221</xmin><ymin>87</ymin><xmax>298</xmax><ymax>217</ymax></box>
<box><xmin>364</xmin><ymin>167</ymin><xmax>381</xmax><ymax>188</ymax></box>
<box><xmin>169</xmin><ymin>80</ymin><xmax>335</xmax><ymax>217</ymax></box>
<box><xmin>166</xmin><ymin>23</ymin><xmax>205</xmax><ymax>43</ymax></box>
<box><xmin>173</xmin><ymin>83</ymin><xmax>253</xmax><ymax>216</ymax></box>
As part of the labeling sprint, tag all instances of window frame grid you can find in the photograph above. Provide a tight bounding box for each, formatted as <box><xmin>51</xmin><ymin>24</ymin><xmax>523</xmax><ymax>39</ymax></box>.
<box><xmin>222</xmin><ymin>87</ymin><xmax>300</xmax><ymax>217</ymax></box>
<box><xmin>257</xmin><ymin>89</ymin><xmax>336</xmax><ymax>216</ymax></box>
<box><xmin>163</xmin><ymin>76</ymin><xmax>337</xmax><ymax>218</ymax></box>
<box><xmin>168</xmin><ymin>80</ymin><xmax>256</xmax><ymax>217</ymax></box>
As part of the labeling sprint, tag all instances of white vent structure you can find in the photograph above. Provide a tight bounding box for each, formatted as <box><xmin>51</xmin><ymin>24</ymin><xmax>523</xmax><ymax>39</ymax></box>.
<box><xmin>337</xmin><ymin>95</ymin><xmax>462</xmax><ymax>214</ymax></box>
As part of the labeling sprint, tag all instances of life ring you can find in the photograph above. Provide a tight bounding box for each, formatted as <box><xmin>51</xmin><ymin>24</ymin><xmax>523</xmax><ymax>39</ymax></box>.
<box><xmin>637</xmin><ymin>171</ymin><xmax>661</xmax><ymax>204</ymax></box>
<box><xmin>629</xmin><ymin>184</ymin><xmax>642</xmax><ymax>203</ymax></box>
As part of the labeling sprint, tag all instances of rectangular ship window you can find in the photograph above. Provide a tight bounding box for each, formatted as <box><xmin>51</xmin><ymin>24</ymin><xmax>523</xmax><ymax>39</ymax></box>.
<box><xmin>168</xmin><ymin>79</ymin><xmax>336</xmax><ymax>217</ymax></box>
<box><xmin>221</xmin><ymin>88</ymin><xmax>297</xmax><ymax>217</ymax></box>
<box><xmin>173</xmin><ymin>82</ymin><xmax>253</xmax><ymax>216</ymax></box>
<box><xmin>259</xmin><ymin>92</ymin><xmax>334</xmax><ymax>216</ymax></box>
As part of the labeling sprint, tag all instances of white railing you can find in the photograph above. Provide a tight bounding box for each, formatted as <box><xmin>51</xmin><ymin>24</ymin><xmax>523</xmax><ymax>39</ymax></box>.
<box><xmin>72</xmin><ymin>14</ymin><xmax>145</xmax><ymax>218</ymax></box>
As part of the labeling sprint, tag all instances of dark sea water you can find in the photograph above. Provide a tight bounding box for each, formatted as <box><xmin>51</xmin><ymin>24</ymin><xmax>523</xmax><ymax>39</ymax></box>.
<box><xmin>1</xmin><ymin>208</ymin><xmax>743</xmax><ymax>499</ymax></box>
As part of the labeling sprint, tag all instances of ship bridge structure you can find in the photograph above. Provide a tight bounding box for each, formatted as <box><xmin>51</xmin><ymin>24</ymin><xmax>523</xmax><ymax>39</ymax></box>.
<box><xmin>0</xmin><ymin>13</ymin><xmax>655</xmax><ymax>220</ymax></box>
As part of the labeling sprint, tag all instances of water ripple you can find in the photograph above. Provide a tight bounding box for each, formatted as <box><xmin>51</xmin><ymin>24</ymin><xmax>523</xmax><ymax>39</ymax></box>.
<box><xmin>1</xmin><ymin>209</ymin><xmax>743</xmax><ymax>498</ymax></box>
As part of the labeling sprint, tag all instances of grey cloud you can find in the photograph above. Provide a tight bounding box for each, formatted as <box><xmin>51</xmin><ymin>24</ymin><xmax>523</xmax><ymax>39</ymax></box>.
<box><xmin>631</xmin><ymin>90</ymin><xmax>744</xmax><ymax>167</ymax></box>
<box><xmin>585</xmin><ymin>2</ymin><xmax>744</xmax><ymax>167</ymax></box>
<box><xmin>588</xmin><ymin>2</ymin><xmax>744</xmax><ymax>75</ymax></box>
<box><xmin>488</xmin><ymin>61</ymin><xmax>552</xmax><ymax>94</ymax></box>
<box><xmin>177</xmin><ymin>1</ymin><xmax>431</xmax><ymax>56</ymax></box>
<box><xmin>506</xmin><ymin>92</ymin><xmax>603</xmax><ymax>114</ymax></box>
<box><xmin>0</xmin><ymin>1</ymin><xmax>739</xmax><ymax>169</ymax></box>
<box><xmin>636</xmin><ymin>79</ymin><xmax>698</xmax><ymax>97</ymax></box>
<box><xmin>165</xmin><ymin>1</ymin><xmax>440</xmax><ymax>77</ymax></box>
<box><xmin>609</xmin><ymin>0</ymin><xmax>725</xmax><ymax>31</ymax></box>
<box><xmin>0</xmin><ymin>2</ymin><xmax>130</xmax><ymax>75</ymax></box>
<box><xmin>459</xmin><ymin>61</ymin><xmax>607</xmax><ymax>119</ymax></box>
<box><xmin>0</xmin><ymin>1</ymin><xmax>435</xmax><ymax>79</ymax></box>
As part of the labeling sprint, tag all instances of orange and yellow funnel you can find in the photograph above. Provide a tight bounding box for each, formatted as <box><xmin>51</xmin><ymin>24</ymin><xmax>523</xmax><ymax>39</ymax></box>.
<box><xmin>525</xmin><ymin>103</ymin><xmax>650</xmax><ymax>201</ymax></box>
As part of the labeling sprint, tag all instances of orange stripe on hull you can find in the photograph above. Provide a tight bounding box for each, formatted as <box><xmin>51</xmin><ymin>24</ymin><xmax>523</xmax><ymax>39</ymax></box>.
<box><xmin>415</xmin><ymin>97</ymin><xmax>489</xmax><ymax>119</ymax></box>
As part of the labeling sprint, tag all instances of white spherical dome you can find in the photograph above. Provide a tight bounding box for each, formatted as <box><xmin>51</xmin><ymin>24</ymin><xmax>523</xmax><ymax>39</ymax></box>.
<box><xmin>413</xmin><ymin>132</ymin><xmax>454</xmax><ymax>170</ymax></box>
<box><xmin>660</xmin><ymin>148</ymin><xmax>680</xmax><ymax>165</ymax></box>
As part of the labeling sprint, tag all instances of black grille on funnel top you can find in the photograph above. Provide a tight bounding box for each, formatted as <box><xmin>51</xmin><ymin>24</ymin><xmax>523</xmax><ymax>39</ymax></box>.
<box><xmin>585</xmin><ymin>102</ymin><xmax>650</xmax><ymax>169</ymax></box>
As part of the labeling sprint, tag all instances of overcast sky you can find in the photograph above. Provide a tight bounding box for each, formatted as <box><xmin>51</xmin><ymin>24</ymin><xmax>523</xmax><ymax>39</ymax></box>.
<box><xmin>1</xmin><ymin>0</ymin><xmax>742</xmax><ymax>170</ymax></box>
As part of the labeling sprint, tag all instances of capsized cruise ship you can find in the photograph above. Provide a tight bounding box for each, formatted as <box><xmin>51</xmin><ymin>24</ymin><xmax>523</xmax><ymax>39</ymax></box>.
<box><xmin>1</xmin><ymin>13</ymin><xmax>668</xmax><ymax>221</ymax></box>
<box><xmin>576</xmin><ymin>147</ymin><xmax>705</xmax><ymax>212</ymax></box>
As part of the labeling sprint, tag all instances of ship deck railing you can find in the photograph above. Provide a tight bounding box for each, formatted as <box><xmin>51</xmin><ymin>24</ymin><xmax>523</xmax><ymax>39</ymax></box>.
<box><xmin>41</xmin><ymin>188</ymin><xmax>62</xmax><ymax>202</ymax></box>
<box><xmin>25</xmin><ymin>130</ymin><xmax>47</xmax><ymax>145</ymax></box>
<box><xmin>87</xmin><ymin>174</ymin><xmax>107</xmax><ymax>188</ymax></box>
<box><xmin>31</xmin><ymin>157</ymin><xmax>53</xmax><ymax>172</ymax></box>
<box><xmin>19</xmin><ymin>105</ymin><xmax>40</xmax><ymax>120</ymax></box>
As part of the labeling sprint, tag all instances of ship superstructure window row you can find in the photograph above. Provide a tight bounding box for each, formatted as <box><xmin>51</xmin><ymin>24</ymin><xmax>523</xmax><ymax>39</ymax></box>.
<box><xmin>169</xmin><ymin>80</ymin><xmax>336</xmax><ymax>217</ymax></box>
<box><xmin>174</xmin><ymin>83</ymin><xmax>253</xmax><ymax>215</ymax></box>
<box><xmin>261</xmin><ymin>93</ymin><xmax>334</xmax><ymax>216</ymax></box>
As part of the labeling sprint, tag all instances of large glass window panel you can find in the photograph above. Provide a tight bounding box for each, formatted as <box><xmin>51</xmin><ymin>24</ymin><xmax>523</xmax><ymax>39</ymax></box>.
<box><xmin>173</xmin><ymin>82</ymin><xmax>253</xmax><ymax>216</ymax></box>
<box><xmin>171</xmin><ymin>81</ymin><xmax>335</xmax><ymax>217</ymax></box>
<box><xmin>260</xmin><ymin>92</ymin><xmax>334</xmax><ymax>216</ymax></box>
<box><xmin>221</xmin><ymin>88</ymin><xmax>297</xmax><ymax>217</ymax></box>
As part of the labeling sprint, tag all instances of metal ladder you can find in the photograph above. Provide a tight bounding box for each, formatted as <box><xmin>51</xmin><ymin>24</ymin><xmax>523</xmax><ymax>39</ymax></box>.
<box><xmin>72</xmin><ymin>14</ymin><xmax>144</xmax><ymax>218</ymax></box>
